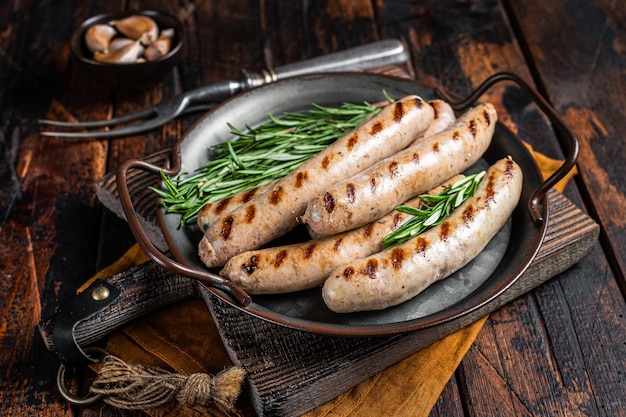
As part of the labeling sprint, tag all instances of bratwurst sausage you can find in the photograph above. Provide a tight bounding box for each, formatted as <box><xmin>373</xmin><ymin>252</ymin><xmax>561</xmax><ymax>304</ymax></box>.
<box><xmin>199</xmin><ymin>100</ymin><xmax>455</xmax><ymax>234</ymax></box>
<box><xmin>419</xmin><ymin>99</ymin><xmax>456</xmax><ymax>141</ymax></box>
<box><xmin>198</xmin><ymin>96</ymin><xmax>435</xmax><ymax>268</ymax></box>
<box><xmin>219</xmin><ymin>176</ymin><xmax>463</xmax><ymax>294</ymax></box>
<box><xmin>322</xmin><ymin>156</ymin><xmax>523</xmax><ymax>313</ymax></box>
<box><xmin>302</xmin><ymin>103</ymin><xmax>497</xmax><ymax>235</ymax></box>
<box><xmin>196</xmin><ymin>180</ymin><xmax>276</xmax><ymax>231</ymax></box>
<box><xmin>305</xmin><ymin>99</ymin><xmax>456</xmax><ymax>241</ymax></box>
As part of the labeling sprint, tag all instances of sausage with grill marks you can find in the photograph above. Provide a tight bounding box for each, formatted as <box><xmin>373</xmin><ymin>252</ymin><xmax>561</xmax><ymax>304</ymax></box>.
<box><xmin>198</xmin><ymin>95</ymin><xmax>435</xmax><ymax>268</ymax></box>
<box><xmin>322</xmin><ymin>157</ymin><xmax>523</xmax><ymax>313</ymax></box>
<box><xmin>196</xmin><ymin>181</ymin><xmax>276</xmax><ymax>231</ymax></box>
<box><xmin>306</xmin><ymin>99</ymin><xmax>456</xmax><ymax>240</ymax></box>
<box><xmin>199</xmin><ymin>101</ymin><xmax>453</xmax><ymax>234</ymax></box>
<box><xmin>419</xmin><ymin>99</ymin><xmax>456</xmax><ymax>142</ymax></box>
<box><xmin>302</xmin><ymin>103</ymin><xmax>497</xmax><ymax>236</ymax></box>
<box><xmin>218</xmin><ymin>176</ymin><xmax>462</xmax><ymax>294</ymax></box>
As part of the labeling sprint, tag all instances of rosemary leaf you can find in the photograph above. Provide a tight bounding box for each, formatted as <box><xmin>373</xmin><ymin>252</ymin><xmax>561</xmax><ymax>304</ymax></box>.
<box><xmin>156</xmin><ymin>99</ymin><xmax>387</xmax><ymax>226</ymax></box>
<box><xmin>423</xmin><ymin>208</ymin><xmax>443</xmax><ymax>227</ymax></box>
<box><xmin>382</xmin><ymin>171</ymin><xmax>486</xmax><ymax>249</ymax></box>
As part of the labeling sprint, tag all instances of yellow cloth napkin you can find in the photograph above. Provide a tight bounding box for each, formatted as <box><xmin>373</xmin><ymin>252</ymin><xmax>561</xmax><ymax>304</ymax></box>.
<box><xmin>87</xmin><ymin>146</ymin><xmax>575</xmax><ymax>417</ymax></box>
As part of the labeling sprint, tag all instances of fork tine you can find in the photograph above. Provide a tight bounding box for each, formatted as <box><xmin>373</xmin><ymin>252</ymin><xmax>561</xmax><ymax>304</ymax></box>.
<box><xmin>38</xmin><ymin>107</ymin><xmax>157</xmax><ymax>129</ymax></box>
<box><xmin>39</xmin><ymin>103</ymin><xmax>216</xmax><ymax>138</ymax></box>
<box><xmin>39</xmin><ymin>115</ymin><xmax>174</xmax><ymax>138</ymax></box>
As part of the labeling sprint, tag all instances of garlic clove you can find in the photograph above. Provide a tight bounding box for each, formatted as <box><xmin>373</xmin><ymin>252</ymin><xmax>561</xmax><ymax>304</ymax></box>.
<box><xmin>137</xmin><ymin>31</ymin><xmax>156</xmax><ymax>46</ymax></box>
<box><xmin>159</xmin><ymin>28</ymin><xmax>176</xmax><ymax>39</ymax></box>
<box><xmin>108</xmin><ymin>37</ymin><xmax>135</xmax><ymax>52</ymax></box>
<box><xmin>144</xmin><ymin>38</ymin><xmax>170</xmax><ymax>61</ymax></box>
<box><xmin>93</xmin><ymin>39</ymin><xmax>145</xmax><ymax>64</ymax></box>
<box><xmin>84</xmin><ymin>24</ymin><xmax>117</xmax><ymax>53</ymax></box>
<box><xmin>144</xmin><ymin>28</ymin><xmax>174</xmax><ymax>61</ymax></box>
<box><xmin>110</xmin><ymin>15</ymin><xmax>159</xmax><ymax>43</ymax></box>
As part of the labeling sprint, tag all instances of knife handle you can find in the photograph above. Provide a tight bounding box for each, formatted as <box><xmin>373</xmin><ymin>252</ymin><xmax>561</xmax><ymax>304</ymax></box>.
<box><xmin>38</xmin><ymin>261</ymin><xmax>196</xmax><ymax>364</ymax></box>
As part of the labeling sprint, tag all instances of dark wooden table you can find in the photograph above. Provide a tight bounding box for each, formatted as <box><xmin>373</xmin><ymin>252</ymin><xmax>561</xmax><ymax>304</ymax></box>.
<box><xmin>1</xmin><ymin>1</ymin><xmax>625</xmax><ymax>416</ymax></box>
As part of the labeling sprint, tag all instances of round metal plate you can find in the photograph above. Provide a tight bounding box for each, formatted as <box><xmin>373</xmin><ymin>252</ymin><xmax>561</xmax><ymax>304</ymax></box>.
<box><xmin>159</xmin><ymin>72</ymin><xmax>547</xmax><ymax>336</ymax></box>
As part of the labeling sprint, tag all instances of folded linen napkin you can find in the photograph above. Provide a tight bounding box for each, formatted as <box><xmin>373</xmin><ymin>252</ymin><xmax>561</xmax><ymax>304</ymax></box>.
<box><xmin>85</xmin><ymin>145</ymin><xmax>576</xmax><ymax>416</ymax></box>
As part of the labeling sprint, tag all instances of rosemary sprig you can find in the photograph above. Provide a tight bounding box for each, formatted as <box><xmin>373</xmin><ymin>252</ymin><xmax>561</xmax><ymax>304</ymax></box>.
<box><xmin>382</xmin><ymin>171</ymin><xmax>486</xmax><ymax>249</ymax></box>
<box><xmin>151</xmin><ymin>100</ymin><xmax>387</xmax><ymax>227</ymax></box>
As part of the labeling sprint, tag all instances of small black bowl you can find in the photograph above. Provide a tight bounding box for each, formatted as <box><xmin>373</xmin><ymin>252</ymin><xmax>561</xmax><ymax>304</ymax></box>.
<box><xmin>70</xmin><ymin>10</ymin><xmax>183</xmax><ymax>91</ymax></box>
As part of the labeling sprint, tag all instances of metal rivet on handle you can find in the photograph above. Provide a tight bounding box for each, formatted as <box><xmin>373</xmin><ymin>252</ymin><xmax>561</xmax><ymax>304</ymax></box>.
<box><xmin>90</xmin><ymin>285</ymin><xmax>110</xmax><ymax>301</ymax></box>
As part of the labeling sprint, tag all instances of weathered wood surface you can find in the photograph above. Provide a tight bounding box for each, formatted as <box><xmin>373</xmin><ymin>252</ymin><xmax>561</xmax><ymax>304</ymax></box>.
<box><xmin>0</xmin><ymin>1</ymin><xmax>624</xmax><ymax>417</ymax></box>
<box><xmin>203</xmin><ymin>189</ymin><xmax>600</xmax><ymax>417</ymax></box>
<box><xmin>458</xmin><ymin>2</ymin><xmax>626</xmax><ymax>416</ymax></box>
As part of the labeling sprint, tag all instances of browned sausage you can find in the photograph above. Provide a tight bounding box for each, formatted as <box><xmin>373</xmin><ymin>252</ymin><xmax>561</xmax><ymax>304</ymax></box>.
<box><xmin>305</xmin><ymin>98</ymin><xmax>457</xmax><ymax>241</ymax></box>
<box><xmin>218</xmin><ymin>176</ymin><xmax>463</xmax><ymax>294</ymax></box>
<box><xmin>198</xmin><ymin>96</ymin><xmax>435</xmax><ymax>268</ymax></box>
<box><xmin>198</xmin><ymin>100</ymin><xmax>453</xmax><ymax>233</ymax></box>
<box><xmin>419</xmin><ymin>99</ymin><xmax>456</xmax><ymax>140</ymax></box>
<box><xmin>322</xmin><ymin>157</ymin><xmax>523</xmax><ymax>313</ymax></box>
<box><xmin>196</xmin><ymin>180</ymin><xmax>276</xmax><ymax>231</ymax></box>
<box><xmin>302</xmin><ymin>103</ymin><xmax>497</xmax><ymax>235</ymax></box>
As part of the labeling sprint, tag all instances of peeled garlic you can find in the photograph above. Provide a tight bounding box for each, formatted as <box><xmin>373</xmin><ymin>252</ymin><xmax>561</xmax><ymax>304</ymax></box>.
<box><xmin>93</xmin><ymin>39</ymin><xmax>145</xmax><ymax>64</ymax></box>
<box><xmin>144</xmin><ymin>28</ymin><xmax>174</xmax><ymax>61</ymax></box>
<box><xmin>83</xmin><ymin>14</ymin><xmax>177</xmax><ymax>65</ymax></box>
<box><xmin>108</xmin><ymin>37</ymin><xmax>135</xmax><ymax>52</ymax></box>
<box><xmin>85</xmin><ymin>24</ymin><xmax>117</xmax><ymax>53</ymax></box>
<box><xmin>110</xmin><ymin>15</ymin><xmax>159</xmax><ymax>43</ymax></box>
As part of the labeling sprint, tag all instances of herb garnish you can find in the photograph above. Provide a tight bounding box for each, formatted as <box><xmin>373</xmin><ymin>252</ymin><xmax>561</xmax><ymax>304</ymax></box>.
<box><xmin>382</xmin><ymin>171</ymin><xmax>486</xmax><ymax>249</ymax></box>
<box><xmin>151</xmin><ymin>100</ymin><xmax>388</xmax><ymax>226</ymax></box>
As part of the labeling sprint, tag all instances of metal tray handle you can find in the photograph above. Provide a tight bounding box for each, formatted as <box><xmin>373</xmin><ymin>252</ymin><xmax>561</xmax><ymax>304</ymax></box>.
<box><xmin>435</xmin><ymin>72</ymin><xmax>579</xmax><ymax>225</ymax></box>
<box><xmin>117</xmin><ymin>72</ymin><xmax>578</xmax><ymax>307</ymax></box>
<box><xmin>116</xmin><ymin>156</ymin><xmax>252</xmax><ymax>306</ymax></box>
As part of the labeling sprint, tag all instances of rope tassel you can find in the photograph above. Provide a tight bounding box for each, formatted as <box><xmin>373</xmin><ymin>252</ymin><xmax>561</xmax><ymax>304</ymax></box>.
<box><xmin>90</xmin><ymin>354</ymin><xmax>246</xmax><ymax>412</ymax></box>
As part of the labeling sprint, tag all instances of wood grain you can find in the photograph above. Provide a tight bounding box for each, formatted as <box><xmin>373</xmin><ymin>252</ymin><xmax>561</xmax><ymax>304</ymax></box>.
<box><xmin>506</xmin><ymin>0</ymin><xmax>626</xmax><ymax>289</ymax></box>
<box><xmin>0</xmin><ymin>1</ymin><xmax>113</xmax><ymax>415</ymax></box>
<box><xmin>491</xmin><ymin>2</ymin><xmax>626</xmax><ymax>416</ymax></box>
<box><xmin>0</xmin><ymin>0</ymin><xmax>624</xmax><ymax>416</ymax></box>
<box><xmin>202</xmin><ymin>189</ymin><xmax>598</xmax><ymax>417</ymax></box>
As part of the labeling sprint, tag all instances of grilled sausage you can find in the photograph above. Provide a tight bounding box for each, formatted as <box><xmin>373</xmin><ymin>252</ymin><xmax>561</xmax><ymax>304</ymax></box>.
<box><xmin>196</xmin><ymin>181</ymin><xmax>276</xmax><ymax>231</ymax></box>
<box><xmin>419</xmin><ymin>99</ymin><xmax>456</xmax><ymax>141</ymax></box>
<box><xmin>198</xmin><ymin>96</ymin><xmax>435</xmax><ymax>268</ymax></box>
<box><xmin>219</xmin><ymin>176</ymin><xmax>463</xmax><ymax>294</ymax></box>
<box><xmin>302</xmin><ymin>103</ymin><xmax>496</xmax><ymax>236</ymax></box>
<box><xmin>199</xmin><ymin>100</ymin><xmax>454</xmax><ymax>233</ymax></box>
<box><xmin>322</xmin><ymin>156</ymin><xmax>523</xmax><ymax>313</ymax></box>
<box><xmin>306</xmin><ymin>98</ymin><xmax>456</xmax><ymax>241</ymax></box>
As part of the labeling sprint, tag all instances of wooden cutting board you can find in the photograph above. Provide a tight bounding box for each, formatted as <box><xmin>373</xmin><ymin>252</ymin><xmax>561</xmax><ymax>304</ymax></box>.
<box><xmin>94</xmin><ymin>161</ymin><xmax>598</xmax><ymax>416</ymax></box>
